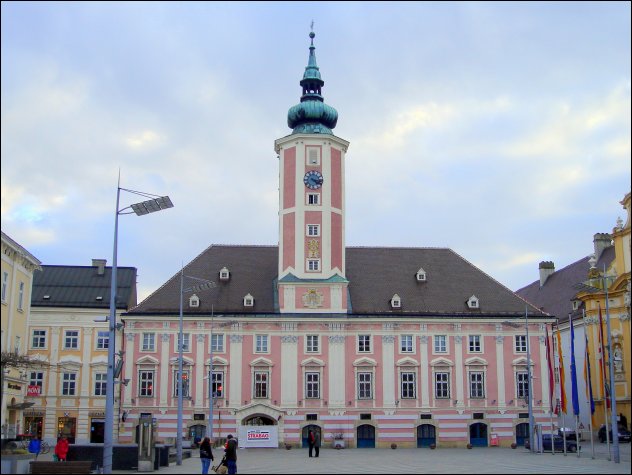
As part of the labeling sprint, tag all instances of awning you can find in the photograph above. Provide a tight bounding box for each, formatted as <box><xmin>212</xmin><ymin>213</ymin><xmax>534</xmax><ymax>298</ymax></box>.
<box><xmin>6</xmin><ymin>402</ymin><xmax>35</xmax><ymax>410</ymax></box>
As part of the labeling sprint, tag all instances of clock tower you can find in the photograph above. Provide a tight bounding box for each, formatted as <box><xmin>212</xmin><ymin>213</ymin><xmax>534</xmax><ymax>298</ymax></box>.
<box><xmin>274</xmin><ymin>30</ymin><xmax>350</xmax><ymax>314</ymax></box>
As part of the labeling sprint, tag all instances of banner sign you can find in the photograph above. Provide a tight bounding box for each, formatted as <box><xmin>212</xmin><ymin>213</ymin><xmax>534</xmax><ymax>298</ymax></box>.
<box><xmin>238</xmin><ymin>426</ymin><xmax>278</xmax><ymax>448</ymax></box>
<box><xmin>27</xmin><ymin>385</ymin><xmax>41</xmax><ymax>396</ymax></box>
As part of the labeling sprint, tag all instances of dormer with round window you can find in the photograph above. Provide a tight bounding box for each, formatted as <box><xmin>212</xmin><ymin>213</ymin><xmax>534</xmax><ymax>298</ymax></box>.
<box><xmin>219</xmin><ymin>267</ymin><xmax>230</xmax><ymax>281</ymax></box>
<box><xmin>244</xmin><ymin>293</ymin><xmax>254</xmax><ymax>307</ymax></box>
<box><xmin>391</xmin><ymin>294</ymin><xmax>402</xmax><ymax>309</ymax></box>
<box><xmin>467</xmin><ymin>295</ymin><xmax>480</xmax><ymax>309</ymax></box>
<box><xmin>416</xmin><ymin>267</ymin><xmax>427</xmax><ymax>282</ymax></box>
<box><xmin>189</xmin><ymin>294</ymin><xmax>200</xmax><ymax>308</ymax></box>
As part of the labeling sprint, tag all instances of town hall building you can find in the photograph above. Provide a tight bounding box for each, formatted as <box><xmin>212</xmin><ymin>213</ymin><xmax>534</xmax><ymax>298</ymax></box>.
<box><xmin>118</xmin><ymin>31</ymin><xmax>554</xmax><ymax>449</ymax></box>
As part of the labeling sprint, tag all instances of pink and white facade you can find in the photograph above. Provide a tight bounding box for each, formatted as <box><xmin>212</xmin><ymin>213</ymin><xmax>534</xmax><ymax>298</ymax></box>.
<box><xmin>121</xmin><ymin>31</ymin><xmax>555</xmax><ymax>449</ymax></box>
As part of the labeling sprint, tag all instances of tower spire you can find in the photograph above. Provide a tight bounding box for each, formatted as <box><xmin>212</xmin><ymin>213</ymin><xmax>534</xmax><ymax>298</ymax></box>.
<box><xmin>287</xmin><ymin>28</ymin><xmax>338</xmax><ymax>135</ymax></box>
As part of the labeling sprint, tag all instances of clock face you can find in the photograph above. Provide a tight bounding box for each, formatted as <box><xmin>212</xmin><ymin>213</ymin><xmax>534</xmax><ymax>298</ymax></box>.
<box><xmin>303</xmin><ymin>170</ymin><xmax>323</xmax><ymax>190</ymax></box>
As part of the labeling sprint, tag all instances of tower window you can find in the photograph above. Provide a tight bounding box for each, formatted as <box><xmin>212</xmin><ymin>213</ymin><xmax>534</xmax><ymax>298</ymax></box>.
<box><xmin>307</xmin><ymin>148</ymin><xmax>320</xmax><ymax>166</ymax></box>
<box><xmin>307</xmin><ymin>225</ymin><xmax>320</xmax><ymax>236</ymax></box>
<box><xmin>307</xmin><ymin>193</ymin><xmax>320</xmax><ymax>205</ymax></box>
<box><xmin>307</xmin><ymin>260</ymin><xmax>320</xmax><ymax>271</ymax></box>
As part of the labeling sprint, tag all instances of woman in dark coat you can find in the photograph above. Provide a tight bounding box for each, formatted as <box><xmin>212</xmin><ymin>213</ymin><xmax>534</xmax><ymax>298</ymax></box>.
<box><xmin>199</xmin><ymin>436</ymin><xmax>214</xmax><ymax>474</ymax></box>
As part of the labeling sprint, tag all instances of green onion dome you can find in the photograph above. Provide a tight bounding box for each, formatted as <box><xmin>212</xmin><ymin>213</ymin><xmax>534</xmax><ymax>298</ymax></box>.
<box><xmin>287</xmin><ymin>31</ymin><xmax>338</xmax><ymax>134</ymax></box>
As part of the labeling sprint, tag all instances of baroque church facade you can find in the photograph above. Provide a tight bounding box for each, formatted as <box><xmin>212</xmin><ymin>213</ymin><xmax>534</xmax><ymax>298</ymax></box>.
<box><xmin>119</xmin><ymin>32</ymin><xmax>554</xmax><ymax>449</ymax></box>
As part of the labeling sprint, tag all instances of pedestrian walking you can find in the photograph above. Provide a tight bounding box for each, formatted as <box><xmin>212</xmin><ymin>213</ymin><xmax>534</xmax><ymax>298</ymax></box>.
<box><xmin>28</xmin><ymin>437</ymin><xmax>41</xmax><ymax>460</ymax></box>
<box><xmin>308</xmin><ymin>430</ymin><xmax>315</xmax><ymax>457</ymax></box>
<box><xmin>225</xmin><ymin>434</ymin><xmax>238</xmax><ymax>474</ymax></box>
<box><xmin>314</xmin><ymin>430</ymin><xmax>320</xmax><ymax>457</ymax></box>
<box><xmin>54</xmin><ymin>435</ymin><xmax>69</xmax><ymax>462</ymax></box>
<box><xmin>199</xmin><ymin>436</ymin><xmax>214</xmax><ymax>474</ymax></box>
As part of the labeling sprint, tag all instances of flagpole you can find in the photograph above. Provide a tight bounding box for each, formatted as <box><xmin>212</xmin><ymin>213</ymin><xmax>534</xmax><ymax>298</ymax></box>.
<box><xmin>546</xmin><ymin>325</ymin><xmax>555</xmax><ymax>456</ymax></box>
<box><xmin>569</xmin><ymin>314</ymin><xmax>581</xmax><ymax>458</ymax></box>
<box><xmin>583</xmin><ymin>310</ymin><xmax>595</xmax><ymax>459</ymax></box>
<box><xmin>598</xmin><ymin>303</ymin><xmax>611</xmax><ymax>460</ymax></box>
<box><xmin>603</xmin><ymin>265</ymin><xmax>620</xmax><ymax>463</ymax></box>
<box><xmin>556</xmin><ymin>322</ymin><xmax>568</xmax><ymax>456</ymax></box>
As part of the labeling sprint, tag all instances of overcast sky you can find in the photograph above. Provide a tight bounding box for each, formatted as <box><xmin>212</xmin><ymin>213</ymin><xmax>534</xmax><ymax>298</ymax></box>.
<box><xmin>2</xmin><ymin>1</ymin><xmax>630</xmax><ymax>303</ymax></box>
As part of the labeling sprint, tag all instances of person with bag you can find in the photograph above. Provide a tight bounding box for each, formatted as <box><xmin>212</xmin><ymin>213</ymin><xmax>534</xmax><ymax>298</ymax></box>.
<box><xmin>199</xmin><ymin>437</ymin><xmax>214</xmax><ymax>474</ymax></box>
<box><xmin>308</xmin><ymin>430</ymin><xmax>315</xmax><ymax>457</ymax></box>
<box><xmin>54</xmin><ymin>435</ymin><xmax>69</xmax><ymax>462</ymax></box>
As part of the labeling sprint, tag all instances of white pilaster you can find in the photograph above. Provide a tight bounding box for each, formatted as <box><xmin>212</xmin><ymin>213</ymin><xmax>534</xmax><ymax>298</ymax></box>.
<box><xmin>280</xmin><ymin>336</ymin><xmax>298</xmax><ymax>406</ymax></box>
<box><xmin>455</xmin><ymin>336</ymin><xmax>464</xmax><ymax>405</ymax></box>
<box><xmin>420</xmin><ymin>335</ymin><xmax>429</xmax><ymax>407</ymax></box>
<box><xmin>328</xmin><ymin>334</ymin><xmax>346</xmax><ymax>407</ymax></box>
<box><xmin>229</xmin><ymin>335</ymin><xmax>243</xmax><ymax>407</ymax></box>
<box><xmin>496</xmin><ymin>335</ymin><xmax>506</xmax><ymax>406</ymax></box>
<box><xmin>382</xmin><ymin>335</ymin><xmax>396</xmax><ymax>407</ymax></box>
<box><xmin>160</xmin><ymin>333</ymin><xmax>170</xmax><ymax>406</ymax></box>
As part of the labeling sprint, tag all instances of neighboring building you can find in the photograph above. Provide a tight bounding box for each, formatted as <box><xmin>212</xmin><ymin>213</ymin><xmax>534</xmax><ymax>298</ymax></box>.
<box><xmin>1</xmin><ymin>231</ymin><xmax>41</xmax><ymax>440</ymax></box>
<box><xmin>25</xmin><ymin>259</ymin><xmax>137</xmax><ymax>444</ymax></box>
<box><xmin>517</xmin><ymin>192</ymin><xmax>631</xmax><ymax>435</ymax></box>
<box><xmin>121</xmin><ymin>32</ymin><xmax>553</xmax><ymax>449</ymax></box>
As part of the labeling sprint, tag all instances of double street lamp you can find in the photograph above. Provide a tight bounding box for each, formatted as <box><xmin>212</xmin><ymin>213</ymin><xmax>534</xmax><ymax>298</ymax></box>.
<box><xmin>103</xmin><ymin>179</ymin><xmax>173</xmax><ymax>474</ymax></box>
<box><xmin>177</xmin><ymin>273</ymin><xmax>215</xmax><ymax>465</ymax></box>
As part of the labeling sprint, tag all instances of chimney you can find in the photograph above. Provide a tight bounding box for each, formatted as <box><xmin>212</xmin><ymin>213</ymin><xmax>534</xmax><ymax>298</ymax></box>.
<box><xmin>539</xmin><ymin>261</ymin><xmax>555</xmax><ymax>288</ymax></box>
<box><xmin>92</xmin><ymin>259</ymin><xmax>107</xmax><ymax>276</ymax></box>
<box><xmin>593</xmin><ymin>233</ymin><xmax>612</xmax><ymax>261</ymax></box>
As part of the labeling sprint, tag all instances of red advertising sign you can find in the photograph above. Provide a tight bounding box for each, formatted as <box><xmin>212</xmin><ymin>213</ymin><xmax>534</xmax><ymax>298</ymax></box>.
<box><xmin>27</xmin><ymin>385</ymin><xmax>41</xmax><ymax>396</ymax></box>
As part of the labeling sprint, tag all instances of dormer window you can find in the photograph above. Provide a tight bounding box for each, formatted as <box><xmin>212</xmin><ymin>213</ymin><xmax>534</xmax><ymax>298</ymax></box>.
<box><xmin>467</xmin><ymin>295</ymin><xmax>479</xmax><ymax>309</ymax></box>
<box><xmin>189</xmin><ymin>294</ymin><xmax>200</xmax><ymax>308</ymax></box>
<box><xmin>391</xmin><ymin>294</ymin><xmax>402</xmax><ymax>309</ymax></box>
<box><xmin>219</xmin><ymin>267</ymin><xmax>230</xmax><ymax>281</ymax></box>
<box><xmin>416</xmin><ymin>267</ymin><xmax>427</xmax><ymax>282</ymax></box>
<box><xmin>244</xmin><ymin>293</ymin><xmax>254</xmax><ymax>307</ymax></box>
<box><xmin>571</xmin><ymin>300</ymin><xmax>581</xmax><ymax>311</ymax></box>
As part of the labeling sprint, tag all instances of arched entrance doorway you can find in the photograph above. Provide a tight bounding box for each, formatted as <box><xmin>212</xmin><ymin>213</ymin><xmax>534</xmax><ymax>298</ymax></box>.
<box><xmin>515</xmin><ymin>422</ymin><xmax>529</xmax><ymax>446</ymax></box>
<box><xmin>417</xmin><ymin>424</ymin><xmax>436</xmax><ymax>447</ymax></box>
<box><xmin>301</xmin><ymin>424</ymin><xmax>321</xmax><ymax>448</ymax></box>
<box><xmin>469</xmin><ymin>422</ymin><xmax>488</xmax><ymax>447</ymax></box>
<box><xmin>243</xmin><ymin>415</ymin><xmax>276</xmax><ymax>426</ymax></box>
<box><xmin>357</xmin><ymin>424</ymin><xmax>375</xmax><ymax>448</ymax></box>
<box><xmin>189</xmin><ymin>424</ymin><xmax>207</xmax><ymax>445</ymax></box>
<box><xmin>239</xmin><ymin>414</ymin><xmax>278</xmax><ymax>448</ymax></box>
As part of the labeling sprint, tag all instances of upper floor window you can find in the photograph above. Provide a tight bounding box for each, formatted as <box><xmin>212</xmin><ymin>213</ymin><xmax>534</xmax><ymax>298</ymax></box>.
<box><xmin>139</xmin><ymin>371</ymin><xmax>154</xmax><ymax>397</ymax></box>
<box><xmin>173</xmin><ymin>369</ymin><xmax>190</xmax><ymax>398</ymax></box>
<box><xmin>435</xmin><ymin>372</ymin><xmax>450</xmax><ymax>398</ymax></box>
<box><xmin>515</xmin><ymin>335</ymin><xmax>527</xmax><ymax>353</ymax></box>
<box><xmin>64</xmin><ymin>330</ymin><xmax>79</xmax><ymax>350</ymax></box>
<box><xmin>434</xmin><ymin>335</ymin><xmax>447</xmax><ymax>353</ymax></box>
<box><xmin>469</xmin><ymin>371</ymin><xmax>485</xmax><ymax>398</ymax></box>
<box><xmin>31</xmin><ymin>329</ymin><xmax>47</xmax><ymax>349</ymax></box>
<box><xmin>255</xmin><ymin>335</ymin><xmax>269</xmax><ymax>353</ymax></box>
<box><xmin>306</xmin><ymin>147</ymin><xmax>320</xmax><ymax>166</ymax></box>
<box><xmin>1</xmin><ymin>271</ymin><xmax>8</xmax><ymax>302</ymax></box>
<box><xmin>307</xmin><ymin>259</ymin><xmax>320</xmax><ymax>271</ymax></box>
<box><xmin>219</xmin><ymin>267</ymin><xmax>230</xmax><ymax>280</ymax></box>
<box><xmin>307</xmin><ymin>193</ymin><xmax>320</xmax><ymax>206</ymax></box>
<box><xmin>254</xmin><ymin>371</ymin><xmax>269</xmax><ymax>398</ymax></box>
<box><xmin>357</xmin><ymin>372</ymin><xmax>373</xmax><ymax>399</ymax></box>
<box><xmin>177</xmin><ymin>333</ymin><xmax>190</xmax><ymax>352</ymax></box>
<box><xmin>401</xmin><ymin>372</ymin><xmax>416</xmax><ymax>399</ymax></box>
<box><xmin>468</xmin><ymin>335</ymin><xmax>481</xmax><ymax>353</ymax></box>
<box><xmin>307</xmin><ymin>224</ymin><xmax>320</xmax><ymax>237</ymax></box>
<box><xmin>305</xmin><ymin>372</ymin><xmax>320</xmax><ymax>399</ymax></box>
<box><xmin>29</xmin><ymin>371</ymin><xmax>44</xmax><ymax>389</ymax></box>
<box><xmin>210</xmin><ymin>371</ymin><xmax>224</xmax><ymax>398</ymax></box>
<box><xmin>96</xmin><ymin>331</ymin><xmax>109</xmax><ymax>350</ymax></box>
<box><xmin>17</xmin><ymin>281</ymin><xmax>25</xmax><ymax>310</ymax></box>
<box><xmin>306</xmin><ymin>335</ymin><xmax>319</xmax><ymax>353</ymax></box>
<box><xmin>400</xmin><ymin>335</ymin><xmax>413</xmax><ymax>353</ymax></box>
<box><xmin>516</xmin><ymin>371</ymin><xmax>529</xmax><ymax>399</ymax></box>
<box><xmin>62</xmin><ymin>373</ymin><xmax>77</xmax><ymax>396</ymax></box>
<box><xmin>142</xmin><ymin>333</ymin><xmax>156</xmax><ymax>352</ymax></box>
<box><xmin>94</xmin><ymin>373</ymin><xmax>107</xmax><ymax>396</ymax></box>
<box><xmin>358</xmin><ymin>335</ymin><xmax>371</xmax><ymax>353</ymax></box>
<box><xmin>211</xmin><ymin>334</ymin><xmax>224</xmax><ymax>353</ymax></box>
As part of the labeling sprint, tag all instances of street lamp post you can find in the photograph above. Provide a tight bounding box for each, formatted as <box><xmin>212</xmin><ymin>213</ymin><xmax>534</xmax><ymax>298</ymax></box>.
<box><xmin>103</xmin><ymin>178</ymin><xmax>173</xmax><ymax>475</ymax></box>
<box><xmin>178</xmin><ymin>274</ymin><xmax>215</xmax><ymax>465</ymax></box>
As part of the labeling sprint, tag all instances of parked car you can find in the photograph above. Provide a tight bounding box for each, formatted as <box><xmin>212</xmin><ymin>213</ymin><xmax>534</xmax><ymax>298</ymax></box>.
<box><xmin>598</xmin><ymin>424</ymin><xmax>631</xmax><ymax>443</ymax></box>
<box><xmin>525</xmin><ymin>434</ymin><xmax>579</xmax><ymax>453</ymax></box>
<box><xmin>558</xmin><ymin>427</ymin><xmax>579</xmax><ymax>440</ymax></box>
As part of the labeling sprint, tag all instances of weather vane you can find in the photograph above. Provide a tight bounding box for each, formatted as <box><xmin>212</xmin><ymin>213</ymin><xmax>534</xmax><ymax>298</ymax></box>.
<box><xmin>311</xmin><ymin>20</ymin><xmax>314</xmax><ymax>32</ymax></box>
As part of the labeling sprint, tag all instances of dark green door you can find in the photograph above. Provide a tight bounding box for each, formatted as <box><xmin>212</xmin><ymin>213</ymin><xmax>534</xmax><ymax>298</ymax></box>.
<box><xmin>515</xmin><ymin>423</ymin><xmax>529</xmax><ymax>446</ymax></box>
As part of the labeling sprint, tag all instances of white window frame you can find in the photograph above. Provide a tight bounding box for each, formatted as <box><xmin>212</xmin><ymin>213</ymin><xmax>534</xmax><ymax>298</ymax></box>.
<box><xmin>62</xmin><ymin>372</ymin><xmax>77</xmax><ymax>396</ymax></box>
<box><xmin>64</xmin><ymin>330</ymin><xmax>79</xmax><ymax>350</ymax></box>
<box><xmin>434</xmin><ymin>335</ymin><xmax>447</xmax><ymax>354</ymax></box>
<box><xmin>306</xmin><ymin>147</ymin><xmax>320</xmax><ymax>166</ymax></box>
<box><xmin>210</xmin><ymin>370</ymin><xmax>224</xmax><ymax>398</ymax></box>
<box><xmin>31</xmin><ymin>329</ymin><xmax>47</xmax><ymax>349</ymax></box>
<box><xmin>357</xmin><ymin>372</ymin><xmax>373</xmax><ymax>399</ymax></box>
<box><xmin>307</xmin><ymin>193</ymin><xmax>320</xmax><ymax>206</ymax></box>
<box><xmin>307</xmin><ymin>224</ymin><xmax>320</xmax><ymax>237</ymax></box>
<box><xmin>254</xmin><ymin>370</ymin><xmax>269</xmax><ymax>398</ymax></box>
<box><xmin>173</xmin><ymin>369</ymin><xmax>191</xmax><ymax>398</ymax></box>
<box><xmin>401</xmin><ymin>371</ymin><xmax>416</xmax><ymax>399</ymax></box>
<box><xmin>435</xmin><ymin>372</ymin><xmax>450</xmax><ymax>399</ymax></box>
<box><xmin>358</xmin><ymin>335</ymin><xmax>371</xmax><ymax>353</ymax></box>
<box><xmin>516</xmin><ymin>371</ymin><xmax>529</xmax><ymax>399</ymax></box>
<box><xmin>307</xmin><ymin>259</ymin><xmax>320</xmax><ymax>272</ymax></box>
<box><xmin>305</xmin><ymin>371</ymin><xmax>320</xmax><ymax>399</ymax></box>
<box><xmin>1</xmin><ymin>271</ymin><xmax>8</xmax><ymax>302</ymax></box>
<box><xmin>211</xmin><ymin>334</ymin><xmax>225</xmax><ymax>353</ymax></box>
<box><xmin>96</xmin><ymin>331</ymin><xmax>109</xmax><ymax>350</ymax></box>
<box><xmin>94</xmin><ymin>372</ymin><xmax>107</xmax><ymax>396</ymax></box>
<box><xmin>469</xmin><ymin>371</ymin><xmax>485</xmax><ymax>399</ymax></box>
<box><xmin>400</xmin><ymin>335</ymin><xmax>414</xmax><ymax>353</ymax></box>
<box><xmin>142</xmin><ymin>333</ymin><xmax>156</xmax><ymax>352</ymax></box>
<box><xmin>468</xmin><ymin>335</ymin><xmax>481</xmax><ymax>353</ymax></box>
<box><xmin>515</xmin><ymin>335</ymin><xmax>527</xmax><ymax>353</ymax></box>
<box><xmin>255</xmin><ymin>334</ymin><xmax>269</xmax><ymax>353</ymax></box>
<box><xmin>177</xmin><ymin>333</ymin><xmax>191</xmax><ymax>352</ymax></box>
<box><xmin>306</xmin><ymin>335</ymin><xmax>319</xmax><ymax>353</ymax></box>
<box><xmin>29</xmin><ymin>371</ymin><xmax>44</xmax><ymax>389</ymax></box>
<box><xmin>139</xmin><ymin>370</ymin><xmax>155</xmax><ymax>397</ymax></box>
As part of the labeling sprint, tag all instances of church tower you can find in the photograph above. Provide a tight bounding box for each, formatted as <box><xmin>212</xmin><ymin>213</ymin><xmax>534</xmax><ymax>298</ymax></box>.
<box><xmin>274</xmin><ymin>30</ymin><xmax>350</xmax><ymax>314</ymax></box>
